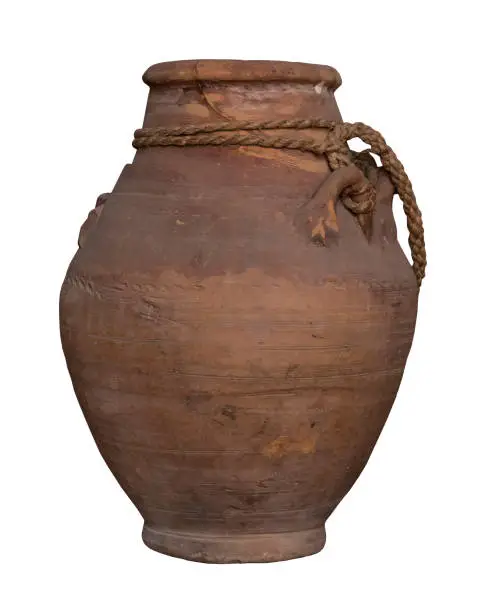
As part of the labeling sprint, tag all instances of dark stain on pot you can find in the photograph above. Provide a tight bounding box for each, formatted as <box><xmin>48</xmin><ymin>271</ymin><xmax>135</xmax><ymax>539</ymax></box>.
<box><xmin>184</xmin><ymin>391</ymin><xmax>213</xmax><ymax>410</ymax></box>
<box><xmin>255</xmin><ymin>418</ymin><xmax>269</xmax><ymax>436</ymax></box>
<box><xmin>285</xmin><ymin>363</ymin><xmax>299</xmax><ymax>378</ymax></box>
<box><xmin>221</xmin><ymin>405</ymin><xmax>237</xmax><ymax>421</ymax></box>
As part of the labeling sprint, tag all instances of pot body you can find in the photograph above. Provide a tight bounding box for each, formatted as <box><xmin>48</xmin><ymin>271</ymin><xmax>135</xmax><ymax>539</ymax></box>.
<box><xmin>60</xmin><ymin>60</ymin><xmax>418</xmax><ymax>562</ymax></box>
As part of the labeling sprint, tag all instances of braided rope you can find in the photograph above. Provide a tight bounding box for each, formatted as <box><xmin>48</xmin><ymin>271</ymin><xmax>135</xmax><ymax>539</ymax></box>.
<box><xmin>133</xmin><ymin>119</ymin><xmax>425</xmax><ymax>286</ymax></box>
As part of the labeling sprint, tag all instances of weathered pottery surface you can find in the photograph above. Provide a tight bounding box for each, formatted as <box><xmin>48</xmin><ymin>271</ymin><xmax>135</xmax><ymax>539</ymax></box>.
<box><xmin>60</xmin><ymin>60</ymin><xmax>419</xmax><ymax>563</ymax></box>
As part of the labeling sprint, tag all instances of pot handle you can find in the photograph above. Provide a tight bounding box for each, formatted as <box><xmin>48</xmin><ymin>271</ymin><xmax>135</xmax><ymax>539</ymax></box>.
<box><xmin>304</xmin><ymin>164</ymin><xmax>376</xmax><ymax>245</ymax></box>
<box><xmin>78</xmin><ymin>193</ymin><xmax>109</xmax><ymax>248</ymax></box>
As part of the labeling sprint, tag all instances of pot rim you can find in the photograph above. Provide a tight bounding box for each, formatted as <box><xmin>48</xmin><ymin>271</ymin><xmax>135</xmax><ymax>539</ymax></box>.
<box><xmin>143</xmin><ymin>59</ymin><xmax>342</xmax><ymax>91</ymax></box>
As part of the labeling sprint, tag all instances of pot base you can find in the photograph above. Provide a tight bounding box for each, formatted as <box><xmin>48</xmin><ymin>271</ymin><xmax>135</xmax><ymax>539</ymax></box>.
<box><xmin>142</xmin><ymin>524</ymin><xmax>326</xmax><ymax>563</ymax></box>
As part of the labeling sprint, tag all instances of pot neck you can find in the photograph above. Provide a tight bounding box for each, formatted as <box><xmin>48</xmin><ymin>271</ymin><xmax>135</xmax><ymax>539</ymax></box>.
<box><xmin>140</xmin><ymin>60</ymin><xmax>343</xmax><ymax>129</ymax></box>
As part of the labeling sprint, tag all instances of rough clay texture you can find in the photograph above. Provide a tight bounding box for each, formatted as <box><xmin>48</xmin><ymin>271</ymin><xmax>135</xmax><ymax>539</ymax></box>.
<box><xmin>60</xmin><ymin>60</ymin><xmax>418</xmax><ymax>563</ymax></box>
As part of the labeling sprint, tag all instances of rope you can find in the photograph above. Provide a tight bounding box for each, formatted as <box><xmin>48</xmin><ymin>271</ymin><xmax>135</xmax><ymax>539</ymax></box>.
<box><xmin>133</xmin><ymin>119</ymin><xmax>426</xmax><ymax>286</ymax></box>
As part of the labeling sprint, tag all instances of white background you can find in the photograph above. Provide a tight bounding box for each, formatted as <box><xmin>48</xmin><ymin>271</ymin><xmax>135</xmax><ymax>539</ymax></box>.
<box><xmin>2</xmin><ymin>1</ymin><xmax>484</xmax><ymax>610</ymax></box>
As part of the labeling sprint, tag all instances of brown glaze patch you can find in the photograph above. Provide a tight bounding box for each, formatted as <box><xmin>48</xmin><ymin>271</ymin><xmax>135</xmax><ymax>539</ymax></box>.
<box><xmin>184</xmin><ymin>103</ymin><xmax>211</xmax><ymax>118</ymax></box>
<box><xmin>238</xmin><ymin>146</ymin><xmax>327</xmax><ymax>173</ymax></box>
<box><xmin>263</xmin><ymin>436</ymin><xmax>317</xmax><ymax>458</ymax></box>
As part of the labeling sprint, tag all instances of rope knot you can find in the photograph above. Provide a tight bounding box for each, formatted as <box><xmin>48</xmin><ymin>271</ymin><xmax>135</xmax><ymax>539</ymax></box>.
<box><xmin>343</xmin><ymin>181</ymin><xmax>376</xmax><ymax>216</ymax></box>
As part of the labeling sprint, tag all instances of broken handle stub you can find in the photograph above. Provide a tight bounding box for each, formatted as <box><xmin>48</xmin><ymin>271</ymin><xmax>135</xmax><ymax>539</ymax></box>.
<box><xmin>78</xmin><ymin>193</ymin><xmax>110</xmax><ymax>248</ymax></box>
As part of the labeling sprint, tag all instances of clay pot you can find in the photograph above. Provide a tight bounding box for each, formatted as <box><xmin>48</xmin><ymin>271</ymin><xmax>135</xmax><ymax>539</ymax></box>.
<box><xmin>60</xmin><ymin>60</ymin><xmax>418</xmax><ymax>563</ymax></box>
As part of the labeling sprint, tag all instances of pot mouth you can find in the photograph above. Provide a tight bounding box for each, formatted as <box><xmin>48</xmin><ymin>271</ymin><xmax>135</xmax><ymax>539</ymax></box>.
<box><xmin>143</xmin><ymin>59</ymin><xmax>342</xmax><ymax>91</ymax></box>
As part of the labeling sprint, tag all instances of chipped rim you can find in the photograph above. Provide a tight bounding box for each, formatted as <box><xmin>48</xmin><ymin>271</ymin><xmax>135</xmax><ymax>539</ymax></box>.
<box><xmin>143</xmin><ymin>60</ymin><xmax>342</xmax><ymax>91</ymax></box>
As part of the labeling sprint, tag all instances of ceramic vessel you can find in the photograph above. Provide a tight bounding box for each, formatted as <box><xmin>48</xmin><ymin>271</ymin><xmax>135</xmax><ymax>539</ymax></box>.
<box><xmin>60</xmin><ymin>60</ymin><xmax>419</xmax><ymax>563</ymax></box>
